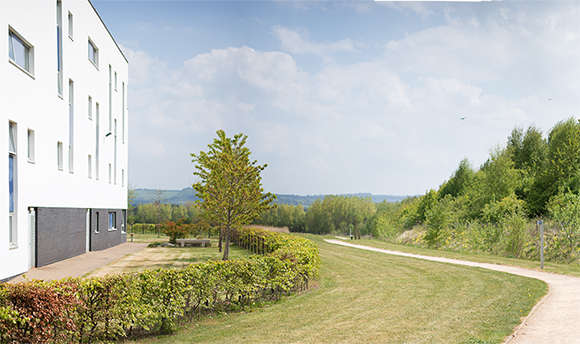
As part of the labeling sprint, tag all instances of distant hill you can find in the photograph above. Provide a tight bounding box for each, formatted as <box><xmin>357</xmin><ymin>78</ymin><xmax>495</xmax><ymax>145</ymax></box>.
<box><xmin>132</xmin><ymin>188</ymin><xmax>411</xmax><ymax>206</ymax></box>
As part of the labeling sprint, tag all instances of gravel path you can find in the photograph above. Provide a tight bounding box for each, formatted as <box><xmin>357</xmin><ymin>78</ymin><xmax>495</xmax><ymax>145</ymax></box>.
<box><xmin>324</xmin><ymin>239</ymin><xmax>580</xmax><ymax>344</ymax></box>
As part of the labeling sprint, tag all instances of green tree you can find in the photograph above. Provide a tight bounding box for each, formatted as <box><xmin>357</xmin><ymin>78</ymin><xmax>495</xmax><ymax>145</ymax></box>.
<box><xmin>191</xmin><ymin>130</ymin><xmax>275</xmax><ymax>260</ymax></box>
<box><xmin>439</xmin><ymin>159</ymin><xmax>474</xmax><ymax>198</ymax></box>
<box><xmin>547</xmin><ymin>191</ymin><xmax>580</xmax><ymax>262</ymax></box>
<box><xmin>528</xmin><ymin>118</ymin><xmax>580</xmax><ymax>215</ymax></box>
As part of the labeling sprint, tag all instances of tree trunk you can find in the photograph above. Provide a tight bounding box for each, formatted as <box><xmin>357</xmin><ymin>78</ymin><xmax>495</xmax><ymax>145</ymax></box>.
<box><xmin>222</xmin><ymin>224</ymin><xmax>230</xmax><ymax>260</ymax></box>
<box><xmin>218</xmin><ymin>227</ymin><xmax>223</xmax><ymax>252</ymax></box>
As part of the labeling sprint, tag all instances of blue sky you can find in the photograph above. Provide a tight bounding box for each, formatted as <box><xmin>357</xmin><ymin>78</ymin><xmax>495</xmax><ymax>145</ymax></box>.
<box><xmin>92</xmin><ymin>0</ymin><xmax>580</xmax><ymax>195</ymax></box>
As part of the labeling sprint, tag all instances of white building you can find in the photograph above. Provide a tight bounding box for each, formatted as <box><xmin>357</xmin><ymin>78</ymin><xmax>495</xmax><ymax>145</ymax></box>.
<box><xmin>0</xmin><ymin>0</ymin><xmax>128</xmax><ymax>280</ymax></box>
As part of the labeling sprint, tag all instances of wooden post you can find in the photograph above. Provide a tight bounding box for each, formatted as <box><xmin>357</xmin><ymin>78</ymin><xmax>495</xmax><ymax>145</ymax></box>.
<box><xmin>538</xmin><ymin>220</ymin><xmax>544</xmax><ymax>270</ymax></box>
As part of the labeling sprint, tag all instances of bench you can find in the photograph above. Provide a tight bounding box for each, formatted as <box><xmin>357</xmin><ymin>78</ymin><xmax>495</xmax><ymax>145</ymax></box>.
<box><xmin>175</xmin><ymin>239</ymin><xmax>211</xmax><ymax>248</ymax></box>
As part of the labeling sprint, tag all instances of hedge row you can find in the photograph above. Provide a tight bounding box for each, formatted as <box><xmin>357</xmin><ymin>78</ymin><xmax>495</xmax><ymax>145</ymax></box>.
<box><xmin>0</xmin><ymin>227</ymin><xmax>319</xmax><ymax>343</ymax></box>
<box><xmin>131</xmin><ymin>223</ymin><xmax>158</xmax><ymax>234</ymax></box>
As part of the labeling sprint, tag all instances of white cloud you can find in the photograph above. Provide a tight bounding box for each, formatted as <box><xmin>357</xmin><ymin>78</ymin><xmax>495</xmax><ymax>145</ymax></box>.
<box><xmin>125</xmin><ymin>2</ymin><xmax>580</xmax><ymax>195</ymax></box>
<box><xmin>273</xmin><ymin>26</ymin><xmax>358</xmax><ymax>57</ymax></box>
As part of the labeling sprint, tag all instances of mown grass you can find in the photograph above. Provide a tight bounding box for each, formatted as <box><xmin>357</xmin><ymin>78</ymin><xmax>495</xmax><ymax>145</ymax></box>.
<box><xmin>89</xmin><ymin>237</ymin><xmax>250</xmax><ymax>276</ymax></box>
<box><xmin>338</xmin><ymin>237</ymin><xmax>580</xmax><ymax>277</ymax></box>
<box><xmin>130</xmin><ymin>234</ymin><xmax>546</xmax><ymax>344</ymax></box>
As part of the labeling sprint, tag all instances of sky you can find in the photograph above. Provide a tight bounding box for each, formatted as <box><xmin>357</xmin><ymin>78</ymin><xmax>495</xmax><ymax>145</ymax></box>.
<box><xmin>92</xmin><ymin>0</ymin><xmax>580</xmax><ymax>196</ymax></box>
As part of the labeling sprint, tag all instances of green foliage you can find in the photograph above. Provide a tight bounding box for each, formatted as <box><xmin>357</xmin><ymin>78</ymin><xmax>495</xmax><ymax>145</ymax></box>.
<box><xmin>424</xmin><ymin>195</ymin><xmax>456</xmax><ymax>246</ymax></box>
<box><xmin>0</xmin><ymin>229</ymin><xmax>320</xmax><ymax>343</ymax></box>
<box><xmin>192</xmin><ymin>130</ymin><xmax>275</xmax><ymax>259</ymax></box>
<box><xmin>303</xmin><ymin>196</ymin><xmax>375</xmax><ymax>238</ymax></box>
<box><xmin>256</xmin><ymin>204</ymin><xmax>306</xmax><ymax>232</ymax></box>
<box><xmin>547</xmin><ymin>192</ymin><xmax>580</xmax><ymax>262</ymax></box>
<box><xmin>481</xmin><ymin>194</ymin><xmax>526</xmax><ymax>224</ymax></box>
<box><xmin>363</xmin><ymin>119</ymin><xmax>580</xmax><ymax>265</ymax></box>
<box><xmin>162</xmin><ymin>221</ymin><xmax>191</xmax><ymax>244</ymax></box>
<box><xmin>439</xmin><ymin>159</ymin><xmax>474</xmax><ymax>198</ymax></box>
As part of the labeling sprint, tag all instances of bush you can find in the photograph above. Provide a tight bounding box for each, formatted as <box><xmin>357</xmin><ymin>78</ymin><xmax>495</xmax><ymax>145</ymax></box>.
<box><xmin>162</xmin><ymin>221</ymin><xmax>189</xmax><ymax>244</ymax></box>
<box><xmin>0</xmin><ymin>228</ymin><xmax>320</xmax><ymax>343</ymax></box>
<box><xmin>547</xmin><ymin>192</ymin><xmax>580</xmax><ymax>262</ymax></box>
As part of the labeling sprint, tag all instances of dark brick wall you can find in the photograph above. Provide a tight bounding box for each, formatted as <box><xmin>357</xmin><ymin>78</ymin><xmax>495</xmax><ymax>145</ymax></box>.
<box><xmin>90</xmin><ymin>209</ymin><xmax>127</xmax><ymax>251</ymax></box>
<box><xmin>36</xmin><ymin>207</ymin><xmax>87</xmax><ymax>267</ymax></box>
<box><xmin>35</xmin><ymin>207</ymin><xmax>127</xmax><ymax>268</ymax></box>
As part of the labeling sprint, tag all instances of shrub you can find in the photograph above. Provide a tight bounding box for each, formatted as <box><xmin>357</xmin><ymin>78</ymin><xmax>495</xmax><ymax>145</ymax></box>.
<box><xmin>0</xmin><ymin>228</ymin><xmax>320</xmax><ymax>343</ymax></box>
<box><xmin>162</xmin><ymin>221</ymin><xmax>190</xmax><ymax>244</ymax></box>
<box><xmin>547</xmin><ymin>192</ymin><xmax>580</xmax><ymax>262</ymax></box>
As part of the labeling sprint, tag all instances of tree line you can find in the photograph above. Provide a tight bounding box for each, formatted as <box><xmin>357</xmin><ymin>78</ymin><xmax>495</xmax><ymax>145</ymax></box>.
<box><xmin>254</xmin><ymin>118</ymin><xmax>580</xmax><ymax>263</ymax></box>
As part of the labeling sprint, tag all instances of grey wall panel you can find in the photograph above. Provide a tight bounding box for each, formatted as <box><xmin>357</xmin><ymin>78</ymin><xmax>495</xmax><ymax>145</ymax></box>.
<box><xmin>36</xmin><ymin>207</ymin><xmax>86</xmax><ymax>267</ymax></box>
<box><xmin>90</xmin><ymin>208</ymin><xmax>127</xmax><ymax>251</ymax></box>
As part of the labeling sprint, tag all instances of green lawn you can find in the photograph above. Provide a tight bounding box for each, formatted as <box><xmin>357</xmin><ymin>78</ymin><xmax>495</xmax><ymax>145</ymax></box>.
<box><xmin>338</xmin><ymin>237</ymin><xmax>580</xmax><ymax>277</ymax></box>
<box><xmin>130</xmin><ymin>234</ymin><xmax>546</xmax><ymax>344</ymax></box>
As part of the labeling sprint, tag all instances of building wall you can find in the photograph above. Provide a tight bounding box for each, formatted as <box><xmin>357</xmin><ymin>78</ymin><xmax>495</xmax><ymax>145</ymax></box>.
<box><xmin>36</xmin><ymin>207</ymin><xmax>87</xmax><ymax>267</ymax></box>
<box><xmin>90</xmin><ymin>208</ymin><xmax>126</xmax><ymax>251</ymax></box>
<box><xmin>0</xmin><ymin>1</ymin><xmax>129</xmax><ymax>280</ymax></box>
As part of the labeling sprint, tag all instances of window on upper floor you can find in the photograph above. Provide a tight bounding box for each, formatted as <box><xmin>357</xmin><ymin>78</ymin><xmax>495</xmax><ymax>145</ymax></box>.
<box><xmin>9</xmin><ymin>28</ymin><xmax>34</xmax><ymax>75</ymax></box>
<box><xmin>88</xmin><ymin>154</ymin><xmax>92</xmax><ymax>179</ymax></box>
<box><xmin>68</xmin><ymin>12</ymin><xmax>73</xmax><ymax>40</ymax></box>
<box><xmin>27</xmin><ymin>129</ymin><xmax>35</xmax><ymax>163</ymax></box>
<box><xmin>57</xmin><ymin>141</ymin><xmax>63</xmax><ymax>170</ymax></box>
<box><xmin>88</xmin><ymin>39</ymin><xmax>98</xmax><ymax>68</ymax></box>
<box><xmin>114</xmin><ymin>71</ymin><xmax>118</xmax><ymax>91</ymax></box>
<box><xmin>88</xmin><ymin>96</ymin><xmax>93</xmax><ymax>120</ymax></box>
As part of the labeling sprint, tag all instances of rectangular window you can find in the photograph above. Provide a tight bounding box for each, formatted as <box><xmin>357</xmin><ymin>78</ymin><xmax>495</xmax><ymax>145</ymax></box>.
<box><xmin>9</xmin><ymin>28</ymin><xmax>34</xmax><ymax>75</ymax></box>
<box><xmin>114</xmin><ymin>119</ymin><xmax>117</xmax><ymax>184</ymax></box>
<box><xmin>108</xmin><ymin>65</ymin><xmax>112</xmax><ymax>131</ymax></box>
<box><xmin>108</xmin><ymin>163</ymin><xmax>111</xmax><ymax>184</ymax></box>
<box><xmin>88</xmin><ymin>96</ymin><xmax>92</xmax><ymax>120</ymax></box>
<box><xmin>68</xmin><ymin>79</ymin><xmax>74</xmax><ymax>173</ymax></box>
<box><xmin>68</xmin><ymin>12</ymin><xmax>73</xmax><ymax>39</ymax></box>
<box><xmin>114</xmin><ymin>72</ymin><xmax>118</xmax><ymax>91</ymax></box>
<box><xmin>108</xmin><ymin>212</ymin><xmax>116</xmax><ymax>230</ymax></box>
<box><xmin>27</xmin><ymin>129</ymin><xmax>35</xmax><ymax>162</ymax></box>
<box><xmin>88</xmin><ymin>154</ymin><xmax>92</xmax><ymax>179</ymax></box>
<box><xmin>88</xmin><ymin>39</ymin><xmax>98</xmax><ymax>68</ymax></box>
<box><xmin>57</xmin><ymin>141</ymin><xmax>63</xmax><ymax>170</ymax></box>
<box><xmin>121</xmin><ymin>169</ymin><xmax>125</xmax><ymax>187</ymax></box>
<box><xmin>9</xmin><ymin>122</ymin><xmax>16</xmax><ymax>154</ymax></box>
<box><xmin>95</xmin><ymin>211</ymin><xmax>100</xmax><ymax>233</ymax></box>
<box><xmin>122</xmin><ymin>82</ymin><xmax>125</xmax><ymax>144</ymax></box>
<box><xmin>121</xmin><ymin>210</ymin><xmax>126</xmax><ymax>233</ymax></box>
<box><xmin>95</xmin><ymin>103</ymin><xmax>100</xmax><ymax>180</ymax></box>
<box><xmin>56</xmin><ymin>1</ymin><xmax>63</xmax><ymax>95</ymax></box>
<box><xmin>8</xmin><ymin>122</ymin><xmax>17</xmax><ymax>248</ymax></box>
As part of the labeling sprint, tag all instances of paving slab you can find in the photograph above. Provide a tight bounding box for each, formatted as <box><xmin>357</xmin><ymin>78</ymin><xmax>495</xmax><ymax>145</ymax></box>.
<box><xmin>325</xmin><ymin>239</ymin><xmax>580</xmax><ymax>344</ymax></box>
<box><xmin>9</xmin><ymin>242</ymin><xmax>148</xmax><ymax>282</ymax></box>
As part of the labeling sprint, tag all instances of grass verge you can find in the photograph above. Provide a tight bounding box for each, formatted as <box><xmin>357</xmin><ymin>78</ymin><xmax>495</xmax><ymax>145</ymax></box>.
<box><xmin>129</xmin><ymin>234</ymin><xmax>546</xmax><ymax>344</ymax></box>
<box><xmin>337</xmin><ymin>237</ymin><xmax>580</xmax><ymax>277</ymax></box>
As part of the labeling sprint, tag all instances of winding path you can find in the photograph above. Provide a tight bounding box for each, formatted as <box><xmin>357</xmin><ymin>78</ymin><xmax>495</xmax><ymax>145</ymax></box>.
<box><xmin>324</xmin><ymin>239</ymin><xmax>580</xmax><ymax>344</ymax></box>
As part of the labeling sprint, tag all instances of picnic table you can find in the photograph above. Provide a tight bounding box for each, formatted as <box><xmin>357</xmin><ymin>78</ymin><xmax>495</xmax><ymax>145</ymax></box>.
<box><xmin>175</xmin><ymin>239</ymin><xmax>211</xmax><ymax>247</ymax></box>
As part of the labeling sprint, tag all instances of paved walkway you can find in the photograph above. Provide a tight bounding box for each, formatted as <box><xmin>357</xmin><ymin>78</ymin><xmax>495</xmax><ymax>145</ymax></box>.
<box><xmin>9</xmin><ymin>242</ymin><xmax>148</xmax><ymax>282</ymax></box>
<box><xmin>325</xmin><ymin>239</ymin><xmax>580</xmax><ymax>344</ymax></box>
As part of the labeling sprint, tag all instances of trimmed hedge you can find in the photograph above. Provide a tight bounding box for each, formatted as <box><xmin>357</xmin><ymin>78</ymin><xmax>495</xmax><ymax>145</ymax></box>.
<box><xmin>0</xmin><ymin>227</ymin><xmax>319</xmax><ymax>343</ymax></box>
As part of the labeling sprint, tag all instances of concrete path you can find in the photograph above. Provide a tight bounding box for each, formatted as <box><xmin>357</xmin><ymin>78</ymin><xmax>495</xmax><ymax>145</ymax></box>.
<box><xmin>9</xmin><ymin>242</ymin><xmax>148</xmax><ymax>282</ymax></box>
<box><xmin>324</xmin><ymin>239</ymin><xmax>580</xmax><ymax>344</ymax></box>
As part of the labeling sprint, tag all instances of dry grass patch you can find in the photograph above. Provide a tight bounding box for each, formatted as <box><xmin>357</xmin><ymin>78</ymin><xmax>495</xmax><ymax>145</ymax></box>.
<box><xmin>88</xmin><ymin>239</ymin><xmax>250</xmax><ymax>277</ymax></box>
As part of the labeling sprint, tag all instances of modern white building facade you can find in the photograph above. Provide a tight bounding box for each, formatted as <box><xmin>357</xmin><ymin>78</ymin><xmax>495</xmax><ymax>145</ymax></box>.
<box><xmin>0</xmin><ymin>0</ymin><xmax>128</xmax><ymax>280</ymax></box>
